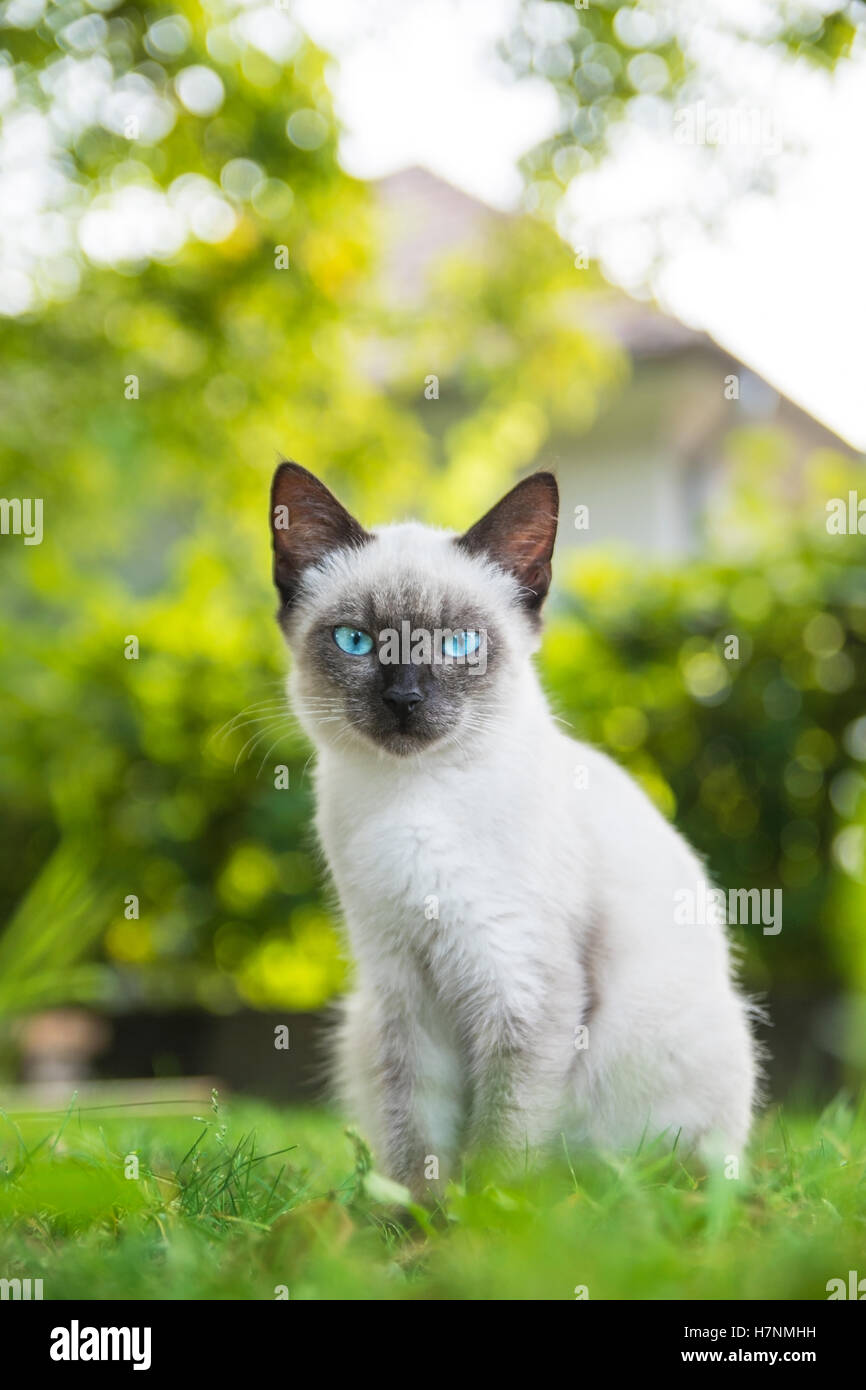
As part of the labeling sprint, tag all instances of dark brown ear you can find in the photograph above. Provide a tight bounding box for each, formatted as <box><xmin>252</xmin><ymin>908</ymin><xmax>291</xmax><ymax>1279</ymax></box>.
<box><xmin>270</xmin><ymin>461</ymin><xmax>370</xmax><ymax>608</ymax></box>
<box><xmin>455</xmin><ymin>472</ymin><xmax>559</xmax><ymax>613</ymax></box>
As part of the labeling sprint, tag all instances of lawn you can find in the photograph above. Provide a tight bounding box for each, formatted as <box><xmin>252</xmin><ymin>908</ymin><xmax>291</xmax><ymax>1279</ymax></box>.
<box><xmin>0</xmin><ymin>1091</ymin><xmax>863</xmax><ymax>1301</ymax></box>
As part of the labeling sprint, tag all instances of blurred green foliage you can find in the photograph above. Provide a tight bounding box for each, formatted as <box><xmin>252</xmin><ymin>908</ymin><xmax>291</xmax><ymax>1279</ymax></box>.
<box><xmin>0</xmin><ymin>0</ymin><xmax>864</xmax><ymax>1082</ymax></box>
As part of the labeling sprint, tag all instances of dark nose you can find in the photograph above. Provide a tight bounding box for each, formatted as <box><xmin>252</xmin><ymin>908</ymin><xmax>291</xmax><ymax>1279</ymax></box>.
<box><xmin>382</xmin><ymin>685</ymin><xmax>423</xmax><ymax>716</ymax></box>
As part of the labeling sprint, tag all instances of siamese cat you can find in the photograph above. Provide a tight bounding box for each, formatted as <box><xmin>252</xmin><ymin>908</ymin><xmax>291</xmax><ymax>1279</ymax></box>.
<box><xmin>269</xmin><ymin>462</ymin><xmax>758</xmax><ymax>1197</ymax></box>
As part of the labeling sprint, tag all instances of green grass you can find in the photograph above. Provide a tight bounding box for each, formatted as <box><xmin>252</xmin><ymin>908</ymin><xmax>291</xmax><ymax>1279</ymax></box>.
<box><xmin>0</xmin><ymin>1091</ymin><xmax>863</xmax><ymax>1300</ymax></box>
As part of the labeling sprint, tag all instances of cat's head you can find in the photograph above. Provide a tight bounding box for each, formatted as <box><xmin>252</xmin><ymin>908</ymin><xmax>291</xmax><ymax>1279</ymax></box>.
<box><xmin>269</xmin><ymin>462</ymin><xmax>558</xmax><ymax>758</ymax></box>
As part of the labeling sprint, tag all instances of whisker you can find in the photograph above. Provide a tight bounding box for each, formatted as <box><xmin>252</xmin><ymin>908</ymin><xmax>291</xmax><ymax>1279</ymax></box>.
<box><xmin>209</xmin><ymin>697</ymin><xmax>290</xmax><ymax>745</ymax></box>
<box><xmin>234</xmin><ymin>718</ymin><xmax>292</xmax><ymax>772</ymax></box>
<box><xmin>217</xmin><ymin>710</ymin><xmax>292</xmax><ymax>740</ymax></box>
<box><xmin>256</xmin><ymin>730</ymin><xmax>294</xmax><ymax>779</ymax></box>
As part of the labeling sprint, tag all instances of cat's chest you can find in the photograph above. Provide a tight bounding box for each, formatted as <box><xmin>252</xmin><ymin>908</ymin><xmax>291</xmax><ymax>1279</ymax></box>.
<box><xmin>316</xmin><ymin>762</ymin><xmax>542</xmax><ymax>936</ymax></box>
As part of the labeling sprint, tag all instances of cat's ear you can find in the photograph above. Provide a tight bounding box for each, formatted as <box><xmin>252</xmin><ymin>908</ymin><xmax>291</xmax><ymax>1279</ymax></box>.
<box><xmin>270</xmin><ymin>461</ymin><xmax>369</xmax><ymax>607</ymax></box>
<box><xmin>456</xmin><ymin>472</ymin><xmax>559</xmax><ymax>613</ymax></box>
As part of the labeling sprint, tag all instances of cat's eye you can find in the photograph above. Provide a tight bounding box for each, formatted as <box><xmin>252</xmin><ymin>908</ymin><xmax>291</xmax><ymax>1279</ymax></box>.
<box><xmin>333</xmin><ymin>625</ymin><xmax>374</xmax><ymax>656</ymax></box>
<box><xmin>442</xmin><ymin>629</ymin><xmax>481</xmax><ymax>658</ymax></box>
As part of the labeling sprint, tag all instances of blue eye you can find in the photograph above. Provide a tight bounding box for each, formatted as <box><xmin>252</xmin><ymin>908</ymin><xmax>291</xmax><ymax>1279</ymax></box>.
<box><xmin>334</xmin><ymin>625</ymin><xmax>374</xmax><ymax>656</ymax></box>
<box><xmin>442</xmin><ymin>629</ymin><xmax>481</xmax><ymax>658</ymax></box>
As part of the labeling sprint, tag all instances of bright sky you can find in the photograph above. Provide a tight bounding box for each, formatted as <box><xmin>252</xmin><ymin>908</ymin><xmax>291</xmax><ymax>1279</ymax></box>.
<box><xmin>295</xmin><ymin>0</ymin><xmax>866</xmax><ymax>451</ymax></box>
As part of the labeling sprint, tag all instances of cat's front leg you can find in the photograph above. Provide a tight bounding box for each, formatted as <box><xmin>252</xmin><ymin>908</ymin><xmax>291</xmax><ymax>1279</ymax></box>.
<box><xmin>338</xmin><ymin>986</ymin><xmax>460</xmax><ymax>1201</ymax></box>
<box><xmin>464</xmin><ymin>991</ymin><xmax>578</xmax><ymax>1163</ymax></box>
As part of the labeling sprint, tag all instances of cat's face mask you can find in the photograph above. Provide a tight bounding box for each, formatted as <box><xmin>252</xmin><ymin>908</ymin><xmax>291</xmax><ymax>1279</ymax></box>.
<box><xmin>269</xmin><ymin>464</ymin><xmax>558</xmax><ymax>759</ymax></box>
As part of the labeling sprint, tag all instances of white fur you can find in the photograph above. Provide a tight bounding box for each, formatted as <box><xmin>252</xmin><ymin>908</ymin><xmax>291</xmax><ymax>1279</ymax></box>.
<box><xmin>285</xmin><ymin>523</ymin><xmax>758</xmax><ymax>1190</ymax></box>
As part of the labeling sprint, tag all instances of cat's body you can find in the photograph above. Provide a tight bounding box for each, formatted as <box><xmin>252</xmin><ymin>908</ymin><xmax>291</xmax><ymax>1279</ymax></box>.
<box><xmin>270</xmin><ymin>466</ymin><xmax>758</xmax><ymax>1196</ymax></box>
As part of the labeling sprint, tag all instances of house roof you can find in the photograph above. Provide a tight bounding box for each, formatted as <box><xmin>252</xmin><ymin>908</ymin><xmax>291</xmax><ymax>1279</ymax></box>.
<box><xmin>372</xmin><ymin>166</ymin><xmax>858</xmax><ymax>457</ymax></box>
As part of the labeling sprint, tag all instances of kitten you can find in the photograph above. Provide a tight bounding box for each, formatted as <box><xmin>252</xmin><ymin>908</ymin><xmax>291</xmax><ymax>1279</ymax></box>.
<box><xmin>270</xmin><ymin>461</ymin><xmax>758</xmax><ymax>1197</ymax></box>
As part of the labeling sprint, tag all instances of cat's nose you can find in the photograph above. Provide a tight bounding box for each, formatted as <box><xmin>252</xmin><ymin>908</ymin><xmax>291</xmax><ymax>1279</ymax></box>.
<box><xmin>382</xmin><ymin>685</ymin><xmax>423</xmax><ymax>715</ymax></box>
